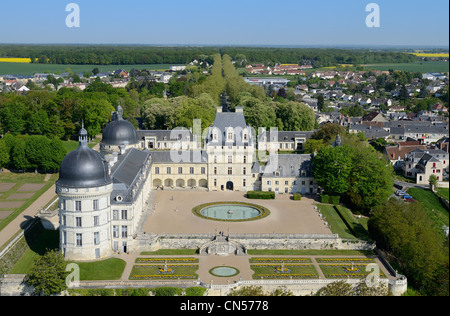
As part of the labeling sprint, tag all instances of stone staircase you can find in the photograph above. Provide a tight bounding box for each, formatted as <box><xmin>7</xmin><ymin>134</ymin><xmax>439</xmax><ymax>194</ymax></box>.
<box><xmin>199</xmin><ymin>235</ymin><xmax>247</xmax><ymax>256</ymax></box>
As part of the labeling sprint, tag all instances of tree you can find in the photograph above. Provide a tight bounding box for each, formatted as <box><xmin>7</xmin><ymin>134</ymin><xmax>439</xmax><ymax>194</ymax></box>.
<box><xmin>369</xmin><ymin>198</ymin><xmax>448</xmax><ymax>295</ymax></box>
<box><xmin>429</xmin><ymin>175</ymin><xmax>438</xmax><ymax>190</ymax></box>
<box><xmin>315</xmin><ymin>281</ymin><xmax>354</xmax><ymax>296</ymax></box>
<box><xmin>312</xmin><ymin>145</ymin><xmax>354</xmax><ymax>196</ymax></box>
<box><xmin>317</xmin><ymin>94</ymin><xmax>325</xmax><ymax>112</ymax></box>
<box><xmin>346</xmin><ymin>146</ymin><xmax>393</xmax><ymax>213</ymax></box>
<box><xmin>0</xmin><ymin>139</ymin><xmax>9</xmax><ymax>169</ymax></box>
<box><xmin>26</xmin><ymin>250</ymin><xmax>69</xmax><ymax>296</ymax></box>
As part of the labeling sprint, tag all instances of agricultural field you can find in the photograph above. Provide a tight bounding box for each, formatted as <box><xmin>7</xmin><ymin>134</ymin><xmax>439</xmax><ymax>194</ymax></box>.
<box><xmin>412</xmin><ymin>53</ymin><xmax>449</xmax><ymax>58</ymax></box>
<box><xmin>362</xmin><ymin>61</ymin><xmax>449</xmax><ymax>73</ymax></box>
<box><xmin>0</xmin><ymin>63</ymin><xmax>175</xmax><ymax>75</ymax></box>
<box><xmin>0</xmin><ymin>58</ymin><xmax>32</xmax><ymax>63</ymax></box>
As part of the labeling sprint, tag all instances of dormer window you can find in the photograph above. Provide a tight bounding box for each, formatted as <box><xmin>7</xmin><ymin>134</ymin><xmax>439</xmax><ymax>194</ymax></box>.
<box><xmin>227</xmin><ymin>132</ymin><xmax>233</xmax><ymax>140</ymax></box>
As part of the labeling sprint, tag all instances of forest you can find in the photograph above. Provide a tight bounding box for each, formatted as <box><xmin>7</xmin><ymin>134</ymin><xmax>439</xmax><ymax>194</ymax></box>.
<box><xmin>0</xmin><ymin>44</ymin><xmax>417</xmax><ymax>67</ymax></box>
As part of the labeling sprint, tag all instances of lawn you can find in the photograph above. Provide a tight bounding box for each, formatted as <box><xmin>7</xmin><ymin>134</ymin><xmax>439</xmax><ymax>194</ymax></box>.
<box><xmin>0</xmin><ymin>172</ymin><xmax>57</xmax><ymax>232</ymax></box>
<box><xmin>250</xmin><ymin>263</ymin><xmax>319</xmax><ymax>279</ymax></box>
<box><xmin>407</xmin><ymin>187</ymin><xmax>449</xmax><ymax>228</ymax></box>
<box><xmin>436</xmin><ymin>188</ymin><xmax>449</xmax><ymax>201</ymax></box>
<box><xmin>316</xmin><ymin>204</ymin><xmax>356</xmax><ymax>240</ymax></box>
<box><xmin>74</xmin><ymin>258</ymin><xmax>126</xmax><ymax>281</ymax></box>
<box><xmin>129</xmin><ymin>264</ymin><xmax>199</xmax><ymax>280</ymax></box>
<box><xmin>362</xmin><ymin>61</ymin><xmax>449</xmax><ymax>73</ymax></box>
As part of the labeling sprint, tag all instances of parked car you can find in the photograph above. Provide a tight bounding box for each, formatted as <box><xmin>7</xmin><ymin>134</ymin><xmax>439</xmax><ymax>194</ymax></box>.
<box><xmin>403</xmin><ymin>194</ymin><xmax>413</xmax><ymax>200</ymax></box>
<box><xmin>396</xmin><ymin>190</ymin><xmax>405</xmax><ymax>197</ymax></box>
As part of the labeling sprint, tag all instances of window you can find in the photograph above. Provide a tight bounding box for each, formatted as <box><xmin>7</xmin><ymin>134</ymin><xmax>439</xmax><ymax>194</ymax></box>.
<box><xmin>93</xmin><ymin>200</ymin><xmax>99</xmax><ymax>211</ymax></box>
<box><xmin>62</xmin><ymin>215</ymin><xmax>66</xmax><ymax>226</ymax></box>
<box><xmin>285</xmin><ymin>188</ymin><xmax>289</xmax><ymax>193</ymax></box>
<box><xmin>243</xmin><ymin>156</ymin><xmax>247</xmax><ymax>164</ymax></box>
<box><xmin>228</xmin><ymin>167</ymin><xmax>233</xmax><ymax>175</ymax></box>
<box><xmin>94</xmin><ymin>232</ymin><xmax>100</xmax><ymax>246</ymax></box>
<box><xmin>113</xmin><ymin>226</ymin><xmax>119</xmax><ymax>238</ymax></box>
<box><xmin>228</xmin><ymin>156</ymin><xmax>233</xmax><ymax>163</ymax></box>
<box><xmin>61</xmin><ymin>199</ymin><xmax>66</xmax><ymax>211</ymax></box>
<box><xmin>63</xmin><ymin>231</ymin><xmax>67</xmax><ymax>245</ymax></box>
<box><xmin>285</xmin><ymin>181</ymin><xmax>289</xmax><ymax>185</ymax></box>
<box><xmin>177</xmin><ymin>167</ymin><xmax>182</xmax><ymax>174</ymax></box>
<box><xmin>76</xmin><ymin>217</ymin><xmax>82</xmax><ymax>228</ymax></box>
<box><xmin>121</xmin><ymin>226</ymin><xmax>128</xmax><ymax>238</ymax></box>
<box><xmin>167</xmin><ymin>167</ymin><xmax>171</xmax><ymax>174</ymax></box>
<box><xmin>267</xmin><ymin>180</ymin><xmax>272</xmax><ymax>185</ymax></box>
<box><xmin>75</xmin><ymin>201</ymin><xmax>82</xmax><ymax>212</ymax></box>
<box><xmin>243</xmin><ymin>179</ymin><xmax>246</xmax><ymax>187</ymax></box>
<box><xmin>201</xmin><ymin>167</ymin><xmax>206</xmax><ymax>175</ymax></box>
<box><xmin>94</xmin><ymin>216</ymin><xmax>99</xmax><ymax>227</ymax></box>
<box><xmin>121</xmin><ymin>210</ymin><xmax>127</xmax><ymax>220</ymax></box>
<box><xmin>214</xmin><ymin>156</ymin><xmax>217</xmax><ymax>163</ymax></box>
<box><xmin>113</xmin><ymin>210</ymin><xmax>119</xmax><ymax>220</ymax></box>
<box><xmin>243</xmin><ymin>167</ymin><xmax>247</xmax><ymax>175</ymax></box>
<box><xmin>214</xmin><ymin>167</ymin><xmax>217</xmax><ymax>175</ymax></box>
<box><xmin>76</xmin><ymin>233</ymin><xmax>82</xmax><ymax>247</ymax></box>
<box><xmin>228</xmin><ymin>132</ymin><xmax>233</xmax><ymax>140</ymax></box>
<box><xmin>214</xmin><ymin>179</ymin><xmax>217</xmax><ymax>187</ymax></box>
<box><xmin>190</xmin><ymin>167</ymin><xmax>194</xmax><ymax>174</ymax></box>
<box><xmin>155</xmin><ymin>167</ymin><xmax>160</xmax><ymax>174</ymax></box>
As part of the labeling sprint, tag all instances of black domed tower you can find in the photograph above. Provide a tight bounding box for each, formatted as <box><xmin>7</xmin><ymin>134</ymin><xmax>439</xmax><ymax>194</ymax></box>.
<box><xmin>57</xmin><ymin>127</ymin><xmax>112</xmax><ymax>189</ymax></box>
<box><xmin>57</xmin><ymin>127</ymin><xmax>113</xmax><ymax>261</ymax></box>
<box><xmin>101</xmin><ymin>105</ymin><xmax>139</xmax><ymax>154</ymax></box>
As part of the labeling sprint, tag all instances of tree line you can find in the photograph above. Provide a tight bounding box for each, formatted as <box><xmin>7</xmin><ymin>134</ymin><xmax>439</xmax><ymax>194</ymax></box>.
<box><xmin>0</xmin><ymin>45</ymin><xmax>416</xmax><ymax>66</ymax></box>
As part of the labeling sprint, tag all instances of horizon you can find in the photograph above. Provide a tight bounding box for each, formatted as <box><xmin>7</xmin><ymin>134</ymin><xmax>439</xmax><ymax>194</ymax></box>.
<box><xmin>0</xmin><ymin>0</ymin><xmax>448</xmax><ymax>47</ymax></box>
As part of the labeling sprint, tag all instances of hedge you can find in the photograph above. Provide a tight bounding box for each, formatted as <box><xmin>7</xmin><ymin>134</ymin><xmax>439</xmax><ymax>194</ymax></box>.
<box><xmin>293</xmin><ymin>193</ymin><xmax>302</xmax><ymax>201</ymax></box>
<box><xmin>320</xmin><ymin>195</ymin><xmax>340</xmax><ymax>205</ymax></box>
<box><xmin>247</xmin><ymin>191</ymin><xmax>275</xmax><ymax>200</ymax></box>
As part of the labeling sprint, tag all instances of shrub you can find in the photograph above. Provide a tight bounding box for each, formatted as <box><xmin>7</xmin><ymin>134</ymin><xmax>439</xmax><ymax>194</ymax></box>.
<box><xmin>185</xmin><ymin>287</ymin><xmax>207</xmax><ymax>296</ymax></box>
<box><xmin>152</xmin><ymin>287</ymin><xmax>184</xmax><ymax>296</ymax></box>
<box><xmin>293</xmin><ymin>193</ymin><xmax>302</xmax><ymax>201</ymax></box>
<box><xmin>321</xmin><ymin>195</ymin><xmax>330</xmax><ymax>204</ymax></box>
<box><xmin>247</xmin><ymin>191</ymin><xmax>275</xmax><ymax>200</ymax></box>
<box><xmin>331</xmin><ymin>196</ymin><xmax>340</xmax><ymax>205</ymax></box>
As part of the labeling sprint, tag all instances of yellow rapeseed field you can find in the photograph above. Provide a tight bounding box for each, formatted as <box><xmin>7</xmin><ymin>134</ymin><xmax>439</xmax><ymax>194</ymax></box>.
<box><xmin>413</xmin><ymin>53</ymin><xmax>449</xmax><ymax>58</ymax></box>
<box><xmin>0</xmin><ymin>58</ymin><xmax>32</xmax><ymax>63</ymax></box>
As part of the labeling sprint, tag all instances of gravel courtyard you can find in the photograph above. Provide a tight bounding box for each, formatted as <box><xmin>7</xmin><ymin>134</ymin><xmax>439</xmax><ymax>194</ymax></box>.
<box><xmin>143</xmin><ymin>190</ymin><xmax>332</xmax><ymax>235</ymax></box>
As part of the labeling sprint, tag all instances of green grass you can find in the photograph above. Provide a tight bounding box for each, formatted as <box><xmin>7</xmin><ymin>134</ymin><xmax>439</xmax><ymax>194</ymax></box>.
<box><xmin>129</xmin><ymin>264</ymin><xmax>199</xmax><ymax>280</ymax></box>
<box><xmin>362</xmin><ymin>61</ymin><xmax>449</xmax><ymax>73</ymax></box>
<box><xmin>334</xmin><ymin>206</ymin><xmax>371</xmax><ymax>241</ymax></box>
<box><xmin>0</xmin><ymin>63</ymin><xmax>175</xmax><ymax>76</ymax></box>
<box><xmin>250</xmin><ymin>264</ymin><xmax>319</xmax><ymax>279</ymax></box>
<box><xmin>436</xmin><ymin>188</ymin><xmax>449</xmax><ymax>201</ymax></box>
<box><xmin>0</xmin><ymin>173</ymin><xmax>57</xmax><ymax>232</ymax></box>
<box><xmin>407</xmin><ymin>187</ymin><xmax>449</xmax><ymax>227</ymax></box>
<box><xmin>73</xmin><ymin>258</ymin><xmax>127</xmax><ymax>281</ymax></box>
<box><xmin>9</xmin><ymin>223</ymin><xmax>59</xmax><ymax>274</ymax></box>
<box><xmin>317</xmin><ymin>204</ymin><xmax>356</xmax><ymax>239</ymax></box>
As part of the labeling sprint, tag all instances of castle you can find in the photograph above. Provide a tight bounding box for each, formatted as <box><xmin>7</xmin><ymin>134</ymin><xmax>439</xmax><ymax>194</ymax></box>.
<box><xmin>56</xmin><ymin>104</ymin><xmax>319</xmax><ymax>261</ymax></box>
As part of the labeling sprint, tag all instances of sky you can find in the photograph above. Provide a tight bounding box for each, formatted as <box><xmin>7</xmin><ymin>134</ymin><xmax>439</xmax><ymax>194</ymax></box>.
<box><xmin>0</xmin><ymin>0</ymin><xmax>448</xmax><ymax>47</ymax></box>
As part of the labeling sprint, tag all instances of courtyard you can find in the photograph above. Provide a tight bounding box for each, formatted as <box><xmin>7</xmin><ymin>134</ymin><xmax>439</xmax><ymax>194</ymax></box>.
<box><xmin>143</xmin><ymin>190</ymin><xmax>332</xmax><ymax>235</ymax></box>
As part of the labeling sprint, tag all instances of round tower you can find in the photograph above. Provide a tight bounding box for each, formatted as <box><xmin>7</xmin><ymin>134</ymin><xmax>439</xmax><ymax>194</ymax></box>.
<box><xmin>56</xmin><ymin>127</ymin><xmax>113</xmax><ymax>261</ymax></box>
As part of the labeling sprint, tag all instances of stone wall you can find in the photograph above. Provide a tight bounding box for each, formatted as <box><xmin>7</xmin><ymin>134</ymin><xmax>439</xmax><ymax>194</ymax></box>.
<box><xmin>133</xmin><ymin>233</ymin><xmax>374</xmax><ymax>253</ymax></box>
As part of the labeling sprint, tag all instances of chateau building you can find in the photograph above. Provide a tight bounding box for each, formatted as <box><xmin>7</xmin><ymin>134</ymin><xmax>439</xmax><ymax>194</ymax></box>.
<box><xmin>56</xmin><ymin>105</ymin><xmax>318</xmax><ymax>261</ymax></box>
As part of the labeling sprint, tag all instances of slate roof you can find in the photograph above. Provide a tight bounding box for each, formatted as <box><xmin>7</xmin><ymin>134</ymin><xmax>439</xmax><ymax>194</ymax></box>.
<box><xmin>149</xmin><ymin>150</ymin><xmax>208</xmax><ymax>164</ymax></box>
<box><xmin>207</xmin><ymin>108</ymin><xmax>253</xmax><ymax>146</ymax></box>
<box><xmin>110</xmin><ymin>148</ymin><xmax>151</xmax><ymax>204</ymax></box>
<box><xmin>263</xmin><ymin>154</ymin><xmax>314</xmax><ymax>178</ymax></box>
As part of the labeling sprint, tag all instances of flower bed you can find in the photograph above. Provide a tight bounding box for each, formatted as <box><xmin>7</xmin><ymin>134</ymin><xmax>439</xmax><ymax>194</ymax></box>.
<box><xmin>250</xmin><ymin>258</ymin><xmax>311</xmax><ymax>263</ymax></box>
<box><xmin>136</xmin><ymin>258</ymin><xmax>198</xmax><ymax>264</ymax></box>
<box><xmin>255</xmin><ymin>274</ymin><xmax>319</xmax><ymax>279</ymax></box>
<box><xmin>129</xmin><ymin>264</ymin><xmax>199</xmax><ymax>280</ymax></box>
<box><xmin>316</xmin><ymin>258</ymin><xmax>375</xmax><ymax>263</ymax></box>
